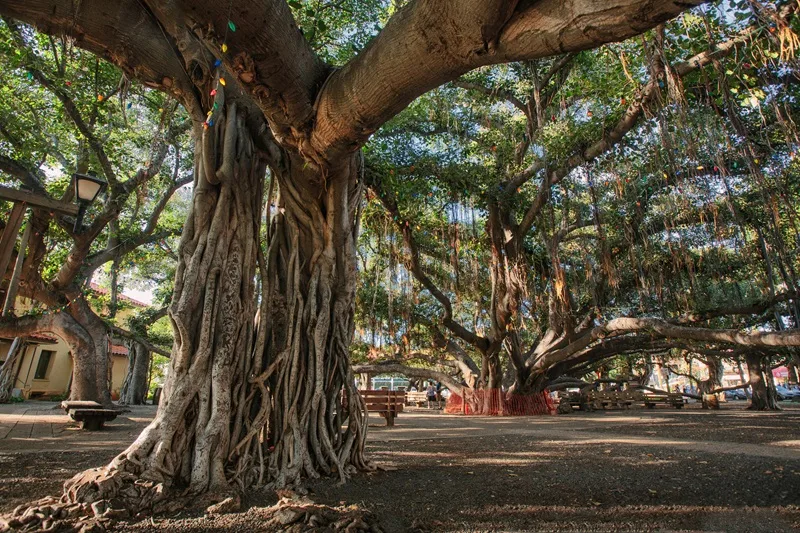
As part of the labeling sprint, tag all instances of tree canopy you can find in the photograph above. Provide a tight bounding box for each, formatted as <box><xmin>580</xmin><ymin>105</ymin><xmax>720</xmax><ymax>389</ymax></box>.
<box><xmin>2</xmin><ymin>0</ymin><xmax>800</xmax><ymax>530</ymax></box>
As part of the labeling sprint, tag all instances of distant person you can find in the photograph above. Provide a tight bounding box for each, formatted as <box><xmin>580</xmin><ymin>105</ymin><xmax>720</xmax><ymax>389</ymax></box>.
<box><xmin>426</xmin><ymin>383</ymin><xmax>437</xmax><ymax>409</ymax></box>
<box><xmin>441</xmin><ymin>388</ymin><xmax>451</xmax><ymax>405</ymax></box>
<box><xmin>410</xmin><ymin>385</ymin><xmax>418</xmax><ymax>392</ymax></box>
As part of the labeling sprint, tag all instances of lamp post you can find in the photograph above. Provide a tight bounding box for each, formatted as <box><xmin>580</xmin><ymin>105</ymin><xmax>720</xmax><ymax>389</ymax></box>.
<box><xmin>72</xmin><ymin>171</ymin><xmax>107</xmax><ymax>233</ymax></box>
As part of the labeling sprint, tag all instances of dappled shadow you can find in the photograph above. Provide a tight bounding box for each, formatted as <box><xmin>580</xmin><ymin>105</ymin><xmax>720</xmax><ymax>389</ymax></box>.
<box><xmin>310</xmin><ymin>411</ymin><xmax>800</xmax><ymax>532</ymax></box>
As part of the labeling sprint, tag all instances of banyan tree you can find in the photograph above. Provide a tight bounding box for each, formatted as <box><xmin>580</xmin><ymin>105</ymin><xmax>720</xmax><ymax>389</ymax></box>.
<box><xmin>354</xmin><ymin>2</ymin><xmax>800</xmax><ymax>414</ymax></box>
<box><xmin>5</xmin><ymin>0</ymin><xmax>798</xmax><ymax>528</ymax></box>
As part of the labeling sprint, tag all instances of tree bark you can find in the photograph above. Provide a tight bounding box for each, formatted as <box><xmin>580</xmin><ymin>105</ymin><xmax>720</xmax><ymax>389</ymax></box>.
<box><xmin>698</xmin><ymin>356</ymin><xmax>723</xmax><ymax>409</ymax></box>
<box><xmin>262</xmin><ymin>149</ymin><xmax>367</xmax><ymax>487</ymax></box>
<box><xmin>67</xmin><ymin>299</ymin><xmax>113</xmax><ymax>405</ymax></box>
<box><xmin>746</xmin><ymin>352</ymin><xmax>779</xmax><ymax>410</ymax></box>
<box><xmin>119</xmin><ymin>341</ymin><xmax>150</xmax><ymax>405</ymax></box>
<box><xmin>0</xmin><ymin>312</ymin><xmax>100</xmax><ymax>402</ymax></box>
<box><xmin>0</xmin><ymin>338</ymin><xmax>25</xmax><ymax>403</ymax></box>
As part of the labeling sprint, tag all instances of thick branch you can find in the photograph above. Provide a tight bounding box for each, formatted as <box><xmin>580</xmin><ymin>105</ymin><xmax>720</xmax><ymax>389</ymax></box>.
<box><xmin>311</xmin><ymin>0</ymin><xmax>704</xmax><ymax>161</ymax></box>
<box><xmin>352</xmin><ymin>363</ymin><xmax>463</xmax><ymax>395</ymax></box>
<box><xmin>0</xmin><ymin>1</ymin><xmax>201</xmax><ymax>116</ymax></box>
<box><xmin>674</xmin><ymin>290</ymin><xmax>800</xmax><ymax>324</ymax></box>
<box><xmin>110</xmin><ymin>325</ymin><xmax>170</xmax><ymax>358</ymax></box>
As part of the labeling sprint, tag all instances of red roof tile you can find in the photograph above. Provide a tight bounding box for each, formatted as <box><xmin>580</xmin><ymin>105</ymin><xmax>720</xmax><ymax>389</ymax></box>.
<box><xmin>89</xmin><ymin>283</ymin><xmax>148</xmax><ymax>308</ymax></box>
<box><xmin>110</xmin><ymin>343</ymin><xmax>129</xmax><ymax>356</ymax></box>
<box><xmin>29</xmin><ymin>333</ymin><xmax>58</xmax><ymax>343</ymax></box>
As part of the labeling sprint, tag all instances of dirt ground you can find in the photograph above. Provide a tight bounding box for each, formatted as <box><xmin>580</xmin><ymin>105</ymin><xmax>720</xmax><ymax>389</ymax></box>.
<box><xmin>0</xmin><ymin>401</ymin><xmax>799</xmax><ymax>532</ymax></box>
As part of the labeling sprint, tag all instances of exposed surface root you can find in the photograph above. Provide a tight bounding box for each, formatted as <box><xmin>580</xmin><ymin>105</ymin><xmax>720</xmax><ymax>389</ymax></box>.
<box><xmin>258</xmin><ymin>490</ymin><xmax>383</xmax><ymax>533</ymax></box>
<box><xmin>0</xmin><ymin>466</ymin><xmax>181</xmax><ymax>532</ymax></box>
<box><xmin>0</xmin><ymin>485</ymin><xmax>382</xmax><ymax>532</ymax></box>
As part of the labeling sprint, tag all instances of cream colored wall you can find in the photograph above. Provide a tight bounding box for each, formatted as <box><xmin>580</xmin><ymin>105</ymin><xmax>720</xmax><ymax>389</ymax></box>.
<box><xmin>15</xmin><ymin>337</ymin><xmax>71</xmax><ymax>398</ymax></box>
<box><xmin>5</xmin><ymin>294</ymin><xmax>143</xmax><ymax>400</ymax></box>
<box><xmin>110</xmin><ymin>355</ymin><xmax>129</xmax><ymax>400</ymax></box>
<box><xmin>0</xmin><ymin>338</ymin><xmax>130</xmax><ymax>400</ymax></box>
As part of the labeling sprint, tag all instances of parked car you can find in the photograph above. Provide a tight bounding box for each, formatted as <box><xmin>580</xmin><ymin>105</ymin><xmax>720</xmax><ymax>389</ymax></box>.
<box><xmin>724</xmin><ymin>389</ymin><xmax>747</xmax><ymax>401</ymax></box>
<box><xmin>775</xmin><ymin>385</ymin><xmax>800</xmax><ymax>401</ymax></box>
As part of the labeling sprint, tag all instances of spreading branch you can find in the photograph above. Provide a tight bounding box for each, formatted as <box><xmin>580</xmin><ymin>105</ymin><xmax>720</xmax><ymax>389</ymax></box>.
<box><xmin>352</xmin><ymin>363</ymin><xmax>463</xmax><ymax>395</ymax></box>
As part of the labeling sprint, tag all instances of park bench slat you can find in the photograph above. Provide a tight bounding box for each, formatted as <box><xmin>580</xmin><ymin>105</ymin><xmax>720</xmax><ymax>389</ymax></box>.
<box><xmin>361</xmin><ymin>390</ymin><xmax>406</xmax><ymax>426</ymax></box>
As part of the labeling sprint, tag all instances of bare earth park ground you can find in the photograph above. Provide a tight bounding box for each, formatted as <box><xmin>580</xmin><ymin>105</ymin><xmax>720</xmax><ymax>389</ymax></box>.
<box><xmin>0</xmin><ymin>402</ymin><xmax>798</xmax><ymax>532</ymax></box>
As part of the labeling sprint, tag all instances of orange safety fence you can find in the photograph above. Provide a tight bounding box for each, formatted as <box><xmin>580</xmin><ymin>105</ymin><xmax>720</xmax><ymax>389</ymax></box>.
<box><xmin>444</xmin><ymin>389</ymin><xmax>555</xmax><ymax>416</ymax></box>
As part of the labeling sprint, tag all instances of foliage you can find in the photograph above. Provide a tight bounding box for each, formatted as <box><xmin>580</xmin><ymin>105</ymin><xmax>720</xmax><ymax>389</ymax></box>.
<box><xmin>355</xmin><ymin>4</ymin><xmax>800</xmax><ymax>385</ymax></box>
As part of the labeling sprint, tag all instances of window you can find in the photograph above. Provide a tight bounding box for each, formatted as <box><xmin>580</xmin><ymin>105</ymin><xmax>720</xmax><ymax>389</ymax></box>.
<box><xmin>33</xmin><ymin>350</ymin><xmax>54</xmax><ymax>380</ymax></box>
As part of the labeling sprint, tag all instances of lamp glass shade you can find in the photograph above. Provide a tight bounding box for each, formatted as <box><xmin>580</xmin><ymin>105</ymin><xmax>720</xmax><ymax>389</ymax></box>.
<box><xmin>74</xmin><ymin>173</ymin><xmax>106</xmax><ymax>203</ymax></box>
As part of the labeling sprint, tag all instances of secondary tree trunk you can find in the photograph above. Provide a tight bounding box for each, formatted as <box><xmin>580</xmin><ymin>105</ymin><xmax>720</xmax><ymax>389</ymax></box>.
<box><xmin>746</xmin><ymin>352</ymin><xmax>780</xmax><ymax>410</ymax></box>
<box><xmin>699</xmin><ymin>357</ymin><xmax>723</xmax><ymax>409</ymax></box>
<box><xmin>262</xmin><ymin>149</ymin><xmax>367</xmax><ymax>487</ymax></box>
<box><xmin>119</xmin><ymin>341</ymin><xmax>150</xmax><ymax>405</ymax></box>
<box><xmin>68</xmin><ymin>299</ymin><xmax>113</xmax><ymax>405</ymax></box>
<box><xmin>0</xmin><ymin>338</ymin><xmax>25</xmax><ymax>403</ymax></box>
<box><xmin>0</xmin><ymin>312</ymin><xmax>100</xmax><ymax>403</ymax></box>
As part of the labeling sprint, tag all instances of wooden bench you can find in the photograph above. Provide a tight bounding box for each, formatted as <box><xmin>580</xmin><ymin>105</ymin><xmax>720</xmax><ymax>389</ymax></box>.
<box><xmin>406</xmin><ymin>391</ymin><xmax>429</xmax><ymax>407</ymax></box>
<box><xmin>362</xmin><ymin>390</ymin><xmax>405</xmax><ymax>426</ymax></box>
<box><xmin>60</xmin><ymin>401</ymin><xmax>118</xmax><ymax>430</ymax></box>
<box><xmin>587</xmin><ymin>390</ymin><xmax>633</xmax><ymax>410</ymax></box>
<box><xmin>557</xmin><ymin>391</ymin><xmax>590</xmax><ymax>411</ymax></box>
<box><xmin>631</xmin><ymin>391</ymin><xmax>684</xmax><ymax>409</ymax></box>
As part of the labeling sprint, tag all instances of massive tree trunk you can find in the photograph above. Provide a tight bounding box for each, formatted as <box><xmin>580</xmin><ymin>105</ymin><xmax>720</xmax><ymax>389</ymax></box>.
<box><xmin>37</xmin><ymin>109</ymin><xmax>269</xmax><ymax>516</ymax></box>
<box><xmin>9</xmin><ymin>103</ymin><xmax>367</xmax><ymax>527</ymax></box>
<box><xmin>263</xmin><ymin>150</ymin><xmax>367</xmax><ymax>487</ymax></box>
<box><xmin>119</xmin><ymin>341</ymin><xmax>151</xmax><ymax>405</ymax></box>
<box><xmin>746</xmin><ymin>352</ymin><xmax>780</xmax><ymax>411</ymax></box>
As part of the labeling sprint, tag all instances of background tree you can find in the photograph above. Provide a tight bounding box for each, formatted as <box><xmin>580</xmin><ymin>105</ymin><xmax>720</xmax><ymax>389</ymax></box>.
<box><xmin>0</xmin><ymin>0</ymin><xmax>737</xmax><ymax>528</ymax></box>
<box><xmin>0</xmin><ymin>20</ymin><xmax>189</xmax><ymax>404</ymax></box>
<box><xmin>357</xmin><ymin>2</ymin><xmax>800</xmax><ymax>412</ymax></box>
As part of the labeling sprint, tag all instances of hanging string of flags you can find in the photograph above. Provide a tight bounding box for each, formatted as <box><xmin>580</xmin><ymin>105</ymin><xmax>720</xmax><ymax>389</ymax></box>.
<box><xmin>205</xmin><ymin>8</ymin><xmax>237</xmax><ymax>130</ymax></box>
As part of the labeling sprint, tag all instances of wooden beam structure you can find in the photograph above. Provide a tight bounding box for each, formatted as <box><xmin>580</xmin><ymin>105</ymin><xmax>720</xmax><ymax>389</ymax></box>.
<box><xmin>3</xmin><ymin>219</ymin><xmax>31</xmax><ymax>315</ymax></box>
<box><xmin>0</xmin><ymin>202</ymin><xmax>27</xmax><ymax>284</ymax></box>
<box><xmin>0</xmin><ymin>185</ymin><xmax>78</xmax><ymax>216</ymax></box>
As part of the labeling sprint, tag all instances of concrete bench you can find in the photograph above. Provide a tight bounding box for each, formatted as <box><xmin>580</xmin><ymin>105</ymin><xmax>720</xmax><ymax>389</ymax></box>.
<box><xmin>68</xmin><ymin>409</ymin><xmax>118</xmax><ymax>430</ymax></box>
<box><xmin>60</xmin><ymin>401</ymin><xmax>118</xmax><ymax>430</ymax></box>
<box><xmin>60</xmin><ymin>400</ymin><xmax>103</xmax><ymax>411</ymax></box>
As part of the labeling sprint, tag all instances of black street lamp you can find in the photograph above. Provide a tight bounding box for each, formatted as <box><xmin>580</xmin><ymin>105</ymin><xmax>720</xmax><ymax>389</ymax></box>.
<box><xmin>72</xmin><ymin>171</ymin><xmax>107</xmax><ymax>233</ymax></box>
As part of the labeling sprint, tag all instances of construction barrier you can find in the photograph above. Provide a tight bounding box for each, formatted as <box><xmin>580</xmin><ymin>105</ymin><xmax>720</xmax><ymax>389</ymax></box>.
<box><xmin>444</xmin><ymin>389</ymin><xmax>555</xmax><ymax>416</ymax></box>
